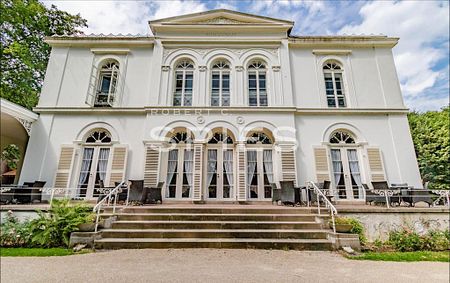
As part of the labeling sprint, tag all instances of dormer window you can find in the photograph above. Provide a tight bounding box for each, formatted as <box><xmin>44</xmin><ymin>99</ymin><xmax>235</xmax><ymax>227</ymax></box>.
<box><xmin>323</xmin><ymin>61</ymin><xmax>346</xmax><ymax>108</ymax></box>
<box><xmin>95</xmin><ymin>60</ymin><xmax>119</xmax><ymax>107</ymax></box>
<box><xmin>211</xmin><ymin>60</ymin><xmax>230</xmax><ymax>106</ymax></box>
<box><xmin>248</xmin><ymin>60</ymin><xmax>267</xmax><ymax>106</ymax></box>
<box><xmin>173</xmin><ymin>60</ymin><xmax>194</xmax><ymax>106</ymax></box>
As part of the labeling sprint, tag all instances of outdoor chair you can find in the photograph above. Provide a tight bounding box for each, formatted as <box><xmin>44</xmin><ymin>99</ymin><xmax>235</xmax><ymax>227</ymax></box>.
<box><xmin>127</xmin><ymin>180</ymin><xmax>145</xmax><ymax>204</ymax></box>
<box><xmin>391</xmin><ymin>183</ymin><xmax>412</xmax><ymax>206</ymax></box>
<box><xmin>14</xmin><ymin>182</ymin><xmax>34</xmax><ymax>203</ymax></box>
<box><xmin>362</xmin><ymin>184</ymin><xmax>382</xmax><ymax>205</ymax></box>
<box><xmin>146</xmin><ymin>182</ymin><xmax>164</xmax><ymax>204</ymax></box>
<box><xmin>271</xmin><ymin>183</ymin><xmax>281</xmax><ymax>203</ymax></box>
<box><xmin>30</xmin><ymin>181</ymin><xmax>46</xmax><ymax>203</ymax></box>
<box><xmin>114</xmin><ymin>181</ymin><xmax>129</xmax><ymax>202</ymax></box>
<box><xmin>371</xmin><ymin>181</ymin><xmax>401</xmax><ymax>206</ymax></box>
<box><xmin>280</xmin><ymin>181</ymin><xmax>295</xmax><ymax>206</ymax></box>
<box><xmin>410</xmin><ymin>189</ymin><xmax>433</xmax><ymax>207</ymax></box>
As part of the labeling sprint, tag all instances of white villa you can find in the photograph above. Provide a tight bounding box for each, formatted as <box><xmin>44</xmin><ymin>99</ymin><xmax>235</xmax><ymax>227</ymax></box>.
<box><xmin>19</xmin><ymin>9</ymin><xmax>422</xmax><ymax>203</ymax></box>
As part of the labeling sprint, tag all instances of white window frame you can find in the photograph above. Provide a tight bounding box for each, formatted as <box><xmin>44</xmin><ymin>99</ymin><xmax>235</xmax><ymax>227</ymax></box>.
<box><xmin>94</xmin><ymin>61</ymin><xmax>120</xmax><ymax>107</ymax></box>
<box><xmin>210</xmin><ymin>61</ymin><xmax>231</xmax><ymax>107</ymax></box>
<box><xmin>323</xmin><ymin>61</ymin><xmax>346</xmax><ymax>108</ymax></box>
<box><xmin>247</xmin><ymin>61</ymin><xmax>268</xmax><ymax>107</ymax></box>
<box><xmin>173</xmin><ymin>60</ymin><xmax>194</xmax><ymax>106</ymax></box>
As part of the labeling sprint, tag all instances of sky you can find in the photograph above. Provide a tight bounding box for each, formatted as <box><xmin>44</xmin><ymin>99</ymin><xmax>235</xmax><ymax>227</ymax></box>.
<box><xmin>42</xmin><ymin>0</ymin><xmax>449</xmax><ymax>112</ymax></box>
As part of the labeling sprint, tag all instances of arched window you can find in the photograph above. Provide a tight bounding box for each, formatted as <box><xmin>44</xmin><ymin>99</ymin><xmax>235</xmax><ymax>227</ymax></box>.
<box><xmin>85</xmin><ymin>130</ymin><xmax>112</xmax><ymax>143</ymax></box>
<box><xmin>246</xmin><ymin>132</ymin><xmax>273</xmax><ymax>144</ymax></box>
<box><xmin>166</xmin><ymin>131</ymin><xmax>194</xmax><ymax>199</ymax></box>
<box><xmin>207</xmin><ymin>132</ymin><xmax>234</xmax><ymax>144</ymax></box>
<box><xmin>323</xmin><ymin>61</ymin><xmax>346</xmax><ymax>108</ymax></box>
<box><xmin>211</xmin><ymin>60</ymin><xmax>230</xmax><ymax>106</ymax></box>
<box><xmin>173</xmin><ymin>60</ymin><xmax>194</xmax><ymax>106</ymax></box>
<box><xmin>248</xmin><ymin>60</ymin><xmax>267</xmax><ymax>106</ymax></box>
<box><xmin>95</xmin><ymin>60</ymin><xmax>119</xmax><ymax>107</ymax></box>
<box><xmin>329</xmin><ymin>131</ymin><xmax>355</xmax><ymax>144</ymax></box>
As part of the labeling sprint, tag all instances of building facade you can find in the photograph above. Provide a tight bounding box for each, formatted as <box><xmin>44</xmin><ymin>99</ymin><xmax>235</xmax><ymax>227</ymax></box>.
<box><xmin>20</xmin><ymin>10</ymin><xmax>422</xmax><ymax>203</ymax></box>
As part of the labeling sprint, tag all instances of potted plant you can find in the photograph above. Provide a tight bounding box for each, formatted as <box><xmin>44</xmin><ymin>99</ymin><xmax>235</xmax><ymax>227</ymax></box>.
<box><xmin>77</xmin><ymin>213</ymin><xmax>97</xmax><ymax>232</ymax></box>
<box><xmin>330</xmin><ymin>217</ymin><xmax>353</xmax><ymax>233</ymax></box>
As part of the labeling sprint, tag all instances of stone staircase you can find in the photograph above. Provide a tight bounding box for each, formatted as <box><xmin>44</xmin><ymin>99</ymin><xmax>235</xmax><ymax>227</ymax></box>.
<box><xmin>94</xmin><ymin>206</ymin><xmax>335</xmax><ymax>250</ymax></box>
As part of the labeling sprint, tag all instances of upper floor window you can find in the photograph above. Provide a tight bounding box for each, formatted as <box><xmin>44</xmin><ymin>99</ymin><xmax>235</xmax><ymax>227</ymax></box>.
<box><xmin>246</xmin><ymin>132</ymin><xmax>272</xmax><ymax>144</ymax></box>
<box><xmin>329</xmin><ymin>131</ymin><xmax>355</xmax><ymax>144</ymax></box>
<box><xmin>85</xmin><ymin>130</ymin><xmax>112</xmax><ymax>143</ymax></box>
<box><xmin>323</xmin><ymin>61</ymin><xmax>346</xmax><ymax>108</ymax></box>
<box><xmin>173</xmin><ymin>60</ymin><xmax>194</xmax><ymax>106</ymax></box>
<box><xmin>95</xmin><ymin>60</ymin><xmax>119</xmax><ymax>107</ymax></box>
<box><xmin>248</xmin><ymin>61</ymin><xmax>267</xmax><ymax>106</ymax></box>
<box><xmin>211</xmin><ymin>60</ymin><xmax>230</xmax><ymax>106</ymax></box>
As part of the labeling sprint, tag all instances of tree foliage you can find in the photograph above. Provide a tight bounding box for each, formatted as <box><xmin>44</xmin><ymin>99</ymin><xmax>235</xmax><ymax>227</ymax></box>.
<box><xmin>0</xmin><ymin>0</ymin><xmax>87</xmax><ymax>109</ymax></box>
<box><xmin>408</xmin><ymin>107</ymin><xmax>449</xmax><ymax>190</ymax></box>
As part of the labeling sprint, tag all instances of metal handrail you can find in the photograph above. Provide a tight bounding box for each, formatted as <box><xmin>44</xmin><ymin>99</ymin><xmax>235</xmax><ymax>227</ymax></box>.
<box><xmin>93</xmin><ymin>181</ymin><xmax>126</xmax><ymax>232</ymax></box>
<box><xmin>307</xmin><ymin>181</ymin><xmax>338</xmax><ymax>233</ymax></box>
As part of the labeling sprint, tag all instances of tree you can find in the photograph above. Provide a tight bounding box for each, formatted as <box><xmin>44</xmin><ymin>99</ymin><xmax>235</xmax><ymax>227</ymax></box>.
<box><xmin>408</xmin><ymin>107</ymin><xmax>449</xmax><ymax>190</ymax></box>
<box><xmin>0</xmin><ymin>0</ymin><xmax>87</xmax><ymax>109</ymax></box>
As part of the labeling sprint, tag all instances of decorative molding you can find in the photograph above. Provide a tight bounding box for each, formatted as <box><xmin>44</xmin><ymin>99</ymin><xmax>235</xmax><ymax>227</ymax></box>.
<box><xmin>235</xmin><ymin>66</ymin><xmax>244</xmax><ymax>72</ymax></box>
<box><xmin>90</xmin><ymin>48</ymin><xmax>130</xmax><ymax>54</ymax></box>
<box><xmin>197</xmin><ymin>17</ymin><xmax>247</xmax><ymax>25</ymax></box>
<box><xmin>161</xmin><ymin>65</ymin><xmax>170</xmax><ymax>72</ymax></box>
<box><xmin>17</xmin><ymin>118</ymin><xmax>33</xmax><ymax>136</ymax></box>
<box><xmin>162</xmin><ymin>47</ymin><xmax>279</xmax><ymax>62</ymax></box>
<box><xmin>196</xmin><ymin>116</ymin><xmax>205</xmax><ymax>124</ymax></box>
<box><xmin>312</xmin><ymin>49</ymin><xmax>353</xmax><ymax>55</ymax></box>
<box><xmin>272</xmin><ymin>66</ymin><xmax>281</xmax><ymax>72</ymax></box>
<box><xmin>236</xmin><ymin>116</ymin><xmax>245</xmax><ymax>125</ymax></box>
<box><xmin>198</xmin><ymin>65</ymin><xmax>207</xmax><ymax>72</ymax></box>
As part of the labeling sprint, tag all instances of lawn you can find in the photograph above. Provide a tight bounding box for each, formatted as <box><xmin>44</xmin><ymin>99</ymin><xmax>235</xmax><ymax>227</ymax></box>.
<box><xmin>348</xmin><ymin>251</ymin><xmax>450</xmax><ymax>262</ymax></box>
<box><xmin>0</xmin><ymin>248</ymin><xmax>90</xmax><ymax>257</ymax></box>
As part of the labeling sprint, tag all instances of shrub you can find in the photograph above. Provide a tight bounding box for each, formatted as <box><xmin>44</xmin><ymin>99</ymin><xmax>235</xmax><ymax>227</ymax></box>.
<box><xmin>388</xmin><ymin>228</ymin><xmax>449</xmax><ymax>252</ymax></box>
<box><xmin>28</xmin><ymin>199</ymin><xmax>95</xmax><ymax>248</ymax></box>
<box><xmin>0</xmin><ymin>211</ymin><xmax>31</xmax><ymax>247</ymax></box>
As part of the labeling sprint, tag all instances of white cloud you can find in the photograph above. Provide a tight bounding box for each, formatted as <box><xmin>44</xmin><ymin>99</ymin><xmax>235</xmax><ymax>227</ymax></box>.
<box><xmin>151</xmin><ymin>0</ymin><xmax>206</xmax><ymax>21</ymax></box>
<box><xmin>340</xmin><ymin>0</ymin><xmax>449</xmax><ymax>110</ymax></box>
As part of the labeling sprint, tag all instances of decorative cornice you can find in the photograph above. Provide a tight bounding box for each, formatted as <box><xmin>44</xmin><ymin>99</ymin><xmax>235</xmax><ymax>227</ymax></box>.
<box><xmin>197</xmin><ymin>17</ymin><xmax>247</xmax><ymax>25</ymax></box>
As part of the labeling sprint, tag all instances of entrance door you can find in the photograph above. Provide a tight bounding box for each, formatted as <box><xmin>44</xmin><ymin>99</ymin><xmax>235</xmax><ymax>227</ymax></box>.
<box><xmin>247</xmin><ymin>149</ymin><xmax>273</xmax><ymax>200</ymax></box>
<box><xmin>166</xmin><ymin>148</ymin><xmax>194</xmax><ymax>199</ymax></box>
<box><xmin>330</xmin><ymin>148</ymin><xmax>363</xmax><ymax>200</ymax></box>
<box><xmin>77</xmin><ymin>147</ymin><xmax>110</xmax><ymax>199</ymax></box>
<box><xmin>206</xmin><ymin>148</ymin><xmax>234</xmax><ymax>200</ymax></box>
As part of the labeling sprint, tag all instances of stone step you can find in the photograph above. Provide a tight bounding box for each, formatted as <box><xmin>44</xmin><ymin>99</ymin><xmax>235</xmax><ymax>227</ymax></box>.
<box><xmin>111</xmin><ymin>220</ymin><xmax>323</xmax><ymax>230</ymax></box>
<box><xmin>107</xmin><ymin>213</ymin><xmax>321</xmax><ymax>222</ymax></box>
<box><xmin>100</xmin><ymin>229</ymin><xmax>329</xmax><ymax>239</ymax></box>
<box><xmin>94</xmin><ymin>237</ymin><xmax>334</xmax><ymax>250</ymax></box>
<box><xmin>104</xmin><ymin>207</ymin><xmax>320</xmax><ymax>215</ymax></box>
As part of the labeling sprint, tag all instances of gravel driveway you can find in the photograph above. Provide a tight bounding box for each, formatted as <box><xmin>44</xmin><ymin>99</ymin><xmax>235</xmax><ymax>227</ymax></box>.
<box><xmin>1</xmin><ymin>249</ymin><xmax>448</xmax><ymax>283</ymax></box>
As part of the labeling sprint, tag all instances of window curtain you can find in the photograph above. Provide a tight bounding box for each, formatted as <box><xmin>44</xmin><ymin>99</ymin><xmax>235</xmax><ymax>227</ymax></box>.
<box><xmin>347</xmin><ymin>149</ymin><xmax>363</xmax><ymax>198</ymax></box>
<box><xmin>246</xmin><ymin>151</ymin><xmax>257</xmax><ymax>189</ymax></box>
<box><xmin>263</xmin><ymin>150</ymin><xmax>273</xmax><ymax>183</ymax></box>
<box><xmin>77</xmin><ymin>148</ymin><xmax>94</xmax><ymax>196</ymax></box>
<box><xmin>166</xmin><ymin>150</ymin><xmax>178</xmax><ymax>197</ymax></box>
<box><xmin>97</xmin><ymin>148</ymin><xmax>110</xmax><ymax>183</ymax></box>
<box><xmin>223</xmin><ymin>150</ymin><xmax>234</xmax><ymax>191</ymax></box>
<box><xmin>330</xmin><ymin>149</ymin><xmax>342</xmax><ymax>196</ymax></box>
<box><xmin>184</xmin><ymin>150</ymin><xmax>194</xmax><ymax>197</ymax></box>
<box><xmin>206</xmin><ymin>150</ymin><xmax>217</xmax><ymax>189</ymax></box>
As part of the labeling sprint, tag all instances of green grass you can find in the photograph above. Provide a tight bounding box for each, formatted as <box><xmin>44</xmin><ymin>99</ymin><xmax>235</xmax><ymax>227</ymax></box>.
<box><xmin>0</xmin><ymin>248</ymin><xmax>91</xmax><ymax>257</ymax></box>
<box><xmin>348</xmin><ymin>251</ymin><xmax>450</xmax><ymax>262</ymax></box>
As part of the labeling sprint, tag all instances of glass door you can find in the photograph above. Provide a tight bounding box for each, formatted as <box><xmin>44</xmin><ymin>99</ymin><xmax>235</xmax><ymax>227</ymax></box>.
<box><xmin>166</xmin><ymin>148</ymin><xmax>193</xmax><ymax>199</ymax></box>
<box><xmin>247</xmin><ymin>149</ymin><xmax>273</xmax><ymax>200</ymax></box>
<box><xmin>330</xmin><ymin>148</ymin><xmax>363</xmax><ymax>200</ymax></box>
<box><xmin>77</xmin><ymin>147</ymin><xmax>110</xmax><ymax>199</ymax></box>
<box><xmin>205</xmin><ymin>148</ymin><xmax>234</xmax><ymax>200</ymax></box>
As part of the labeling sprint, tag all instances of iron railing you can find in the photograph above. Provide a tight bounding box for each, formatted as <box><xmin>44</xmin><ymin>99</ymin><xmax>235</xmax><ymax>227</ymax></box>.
<box><xmin>307</xmin><ymin>181</ymin><xmax>338</xmax><ymax>233</ymax></box>
<box><xmin>93</xmin><ymin>181</ymin><xmax>127</xmax><ymax>232</ymax></box>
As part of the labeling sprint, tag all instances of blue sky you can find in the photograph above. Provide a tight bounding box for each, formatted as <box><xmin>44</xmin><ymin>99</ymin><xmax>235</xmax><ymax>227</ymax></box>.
<box><xmin>43</xmin><ymin>0</ymin><xmax>449</xmax><ymax>111</ymax></box>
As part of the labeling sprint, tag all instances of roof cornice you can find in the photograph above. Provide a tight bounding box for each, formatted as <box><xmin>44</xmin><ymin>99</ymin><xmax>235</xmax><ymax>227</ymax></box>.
<box><xmin>289</xmin><ymin>36</ymin><xmax>399</xmax><ymax>48</ymax></box>
<box><xmin>44</xmin><ymin>36</ymin><xmax>154</xmax><ymax>47</ymax></box>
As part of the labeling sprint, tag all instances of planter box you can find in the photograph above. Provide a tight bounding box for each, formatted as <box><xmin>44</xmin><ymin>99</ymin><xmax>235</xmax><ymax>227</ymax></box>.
<box><xmin>78</xmin><ymin>223</ymin><xmax>95</xmax><ymax>232</ymax></box>
<box><xmin>332</xmin><ymin>224</ymin><xmax>353</xmax><ymax>233</ymax></box>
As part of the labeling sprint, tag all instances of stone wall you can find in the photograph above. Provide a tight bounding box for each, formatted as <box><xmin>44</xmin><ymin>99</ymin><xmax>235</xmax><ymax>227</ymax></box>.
<box><xmin>340</xmin><ymin>208</ymin><xmax>450</xmax><ymax>241</ymax></box>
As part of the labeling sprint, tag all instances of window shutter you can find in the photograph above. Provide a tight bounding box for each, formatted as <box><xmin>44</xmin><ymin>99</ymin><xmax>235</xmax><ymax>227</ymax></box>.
<box><xmin>192</xmin><ymin>144</ymin><xmax>203</xmax><ymax>200</ymax></box>
<box><xmin>367</xmin><ymin>147</ymin><xmax>386</xmax><ymax>182</ymax></box>
<box><xmin>237</xmin><ymin>144</ymin><xmax>246</xmax><ymax>201</ymax></box>
<box><xmin>313</xmin><ymin>146</ymin><xmax>330</xmax><ymax>183</ymax></box>
<box><xmin>54</xmin><ymin>145</ymin><xmax>76</xmax><ymax>188</ymax></box>
<box><xmin>107</xmin><ymin>145</ymin><xmax>128</xmax><ymax>187</ymax></box>
<box><xmin>280</xmin><ymin>145</ymin><xmax>297</xmax><ymax>185</ymax></box>
<box><xmin>143</xmin><ymin>145</ymin><xmax>160</xmax><ymax>187</ymax></box>
<box><xmin>85</xmin><ymin>65</ymin><xmax>98</xmax><ymax>106</ymax></box>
